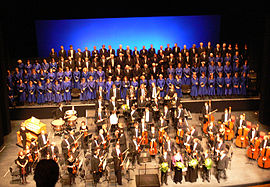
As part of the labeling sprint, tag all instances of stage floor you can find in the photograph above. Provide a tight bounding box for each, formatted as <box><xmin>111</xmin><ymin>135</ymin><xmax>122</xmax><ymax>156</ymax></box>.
<box><xmin>0</xmin><ymin>110</ymin><xmax>269</xmax><ymax>187</ymax></box>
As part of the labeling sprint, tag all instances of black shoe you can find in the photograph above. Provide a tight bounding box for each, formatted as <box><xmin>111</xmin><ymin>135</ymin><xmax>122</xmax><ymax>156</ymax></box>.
<box><xmin>218</xmin><ymin>180</ymin><xmax>220</xmax><ymax>183</ymax></box>
<box><xmin>207</xmin><ymin>179</ymin><xmax>210</xmax><ymax>182</ymax></box>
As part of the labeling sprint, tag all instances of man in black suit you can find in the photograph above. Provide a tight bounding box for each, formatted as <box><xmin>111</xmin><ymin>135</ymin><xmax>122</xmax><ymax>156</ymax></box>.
<box><xmin>83</xmin><ymin>47</ymin><xmax>91</xmax><ymax>59</ymax></box>
<box><xmin>129</xmin><ymin>136</ymin><xmax>141</xmax><ymax>166</ymax></box>
<box><xmin>107</xmin><ymin>45</ymin><xmax>115</xmax><ymax>57</ymax></box>
<box><xmin>163</xmin><ymin>136</ymin><xmax>175</xmax><ymax>156</ymax></box>
<box><xmin>38</xmin><ymin>130</ymin><xmax>48</xmax><ymax>158</ymax></box>
<box><xmin>216</xmin><ymin>150</ymin><xmax>228</xmax><ymax>183</ymax></box>
<box><xmin>117</xmin><ymin>44</ymin><xmax>125</xmax><ymax>57</ymax></box>
<box><xmin>164</xmin><ymin>44</ymin><xmax>172</xmax><ymax>58</ymax></box>
<box><xmin>91</xmin><ymin>149</ymin><xmax>101</xmax><ymax>185</ymax></box>
<box><xmin>61</xmin><ymin>134</ymin><xmax>71</xmax><ymax>161</ymax></box>
<box><xmin>67</xmin><ymin>45</ymin><xmax>76</xmax><ymax>60</ymax></box>
<box><xmin>148</xmin><ymin>44</ymin><xmax>156</xmax><ymax>58</ymax></box>
<box><xmin>99</xmin><ymin>44</ymin><xmax>107</xmax><ymax>58</ymax></box>
<box><xmin>111</xmin><ymin>143</ymin><xmax>123</xmax><ymax>185</ymax></box>
<box><xmin>59</xmin><ymin>45</ymin><xmax>67</xmax><ymax>59</ymax></box>
<box><xmin>75</xmin><ymin>48</ymin><xmax>83</xmax><ymax>61</ymax></box>
<box><xmin>47</xmin><ymin>142</ymin><xmax>59</xmax><ymax>160</ymax></box>
<box><xmin>92</xmin><ymin>46</ymin><xmax>99</xmax><ymax>60</ymax></box>
<box><xmin>172</xmin><ymin>43</ymin><xmax>180</xmax><ymax>57</ymax></box>
<box><xmin>110</xmin><ymin>85</ymin><xmax>121</xmax><ymax>101</ymax></box>
<box><xmin>248</xmin><ymin>125</ymin><xmax>260</xmax><ymax>142</ymax></box>
<box><xmin>140</xmin><ymin>45</ymin><xmax>148</xmax><ymax>58</ymax></box>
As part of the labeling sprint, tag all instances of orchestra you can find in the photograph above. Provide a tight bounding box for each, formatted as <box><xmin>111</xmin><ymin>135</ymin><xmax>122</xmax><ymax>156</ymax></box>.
<box><xmin>12</xmin><ymin>44</ymin><xmax>269</xmax><ymax>186</ymax></box>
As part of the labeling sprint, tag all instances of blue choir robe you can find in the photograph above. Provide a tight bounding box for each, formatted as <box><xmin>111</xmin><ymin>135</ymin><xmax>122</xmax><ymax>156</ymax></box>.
<box><xmin>56</xmin><ymin>71</ymin><xmax>64</xmax><ymax>88</ymax></box>
<box><xmin>166</xmin><ymin>77</ymin><xmax>174</xmax><ymax>92</ymax></box>
<box><xmin>14</xmin><ymin>72</ymin><xmax>22</xmax><ymax>84</ymax></box>
<box><xmin>242</xmin><ymin>65</ymin><xmax>249</xmax><ymax>75</ymax></box>
<box><xmin>17</xmin><ymin>83</ymin><xmax>26</xmax><ymax>103</ymax></box>
<box><xmin>208</xmin><ymin>65</ymin><xmax>216</xmax><ymax>75</ymax></box>
<box><xmin>48</xmin><ymin>72</ymin><xmax>56</xmax><ymax>83</ymax></box>
<box><xmin>198</xmin><ymin>76</ymin><xmax>208</xmax><ymax>96</ymax></box>
<box><xmin>131</xmin><ymin>80</ymin><xmax>139</xmax><ymax>97</ymax></box>
<box><xmin>224</xmin><ymin>56</ymin><xmax>231</xmax><ymax>63</ymax></box>
<box><xmin>191</xmin><ymin>66</ymin><xmax>199</xmax><ymax>75</ymax></box>
<box><xmin>114</xmin><ymin>80</ymin><xmax>122</xmax><ymax>91</ymax></box>
<box><xmin>233</xmin><ymin>64</ymin><xmax>241</xmax><ymax>74</ymax></box>
<box><xmin>64</xmin><ymin>71</ymin><xmax>72</xmax><ymax>80</ymax></box>
<box><xmin>215</xmin><ymin>57</ymin><xmax>223</xmax><ymax>64</ymax></box>
<box><xmin>97</xmin><ymin>80</ymin><xmax>106</xmax><ymax>91</ymax></box>
<box><xmin>89</xmin><ymin>70</ymin><xmax>97</xmax><ymax>80</ymax></box>
<box><xmin>54</xmin><ymin>84</ymin><xmax>63</xmax><ymax>103</ymax></box>
<box><xmin>224</xmin><ymin>65</ymin><xmax>232</xmax><ymax>75</ymax></box>
<box><xmin>232</xmin><ymin>76</ymin><xmax>240</xmax><ymax>95</ymax></box>
<box><xmin>148</xmin><ymin>79</ymin><xmax>156</xmax><ymax>87</ymax></box>
<box><xmin>50</xmin><ymin>62</ymin><xmax>58</xmax><ymax>73</ymax></box>
<box><xmin>96</xmin><ymin>70</ymin><xmax>105</xmax><ymax>80</ymax></box>
<box><xmin>140</xmin><ymin>79</ymin><xmax>148</xmax><ymax>87</ymax></box>
<box><xmin>167</xmin><ymin>68</ymin><xmax>175</xmax><ymax>76</ymax></box>
<box><xmin>240</xmin><ymin>76</ymin><xmax>247</xmax><ymax>96</ymax></box>
<box><xmin>175</xmin><ymin>67</ymin><xmax>183</xmax><ymax>78</ymax></box>
<box><xmin>81</xmin><ymin>71</ymin><xmax>90</xmax><ymax>80</ymax></box>
<box><xmin>7</xmin><ymin>74</ymin><xmax>13</xmax><ymax>88</ymax></box>
<box><xmin>27</xmin><ymin>84</ymin><xmax>36</xmax><ymax>103</ymax></box>
<box><xmin>45</xmin><ymin>82</ymin><xmax>54</xmax><ymax>102</ymax></box>
<box><xmin>224</xmin><ymin>77</ymin><xmax>232</xmax><ymax>96</ymax></box>
<box><xmin>208</xmin><ymin>78</ymin><xmax>215</xmax><ymax>96</ymax></box>
<box><xmin>80</xmin><ymin>81</ymin><xmax>88</xmax><ymax>101</ymax></box>
<box><xmin>121</xmin><ymin>81</ymin><xmax>130</xmax><ymax>99</ymax></box>
<box><xmin>87</xmin><ymin>80</ymin><xmax>96</xmax><ymax>100</ymax></box>
<box><xmin>157</xmin><ymin>78</ymin><xmax>165</xmax><ymax>97</ymax></box>
<box><xmin>216</xmin><ymin>65</ymin><xmax>224</xmax><ymax>75</ymax></box>
<box><xmin>183</xmin><ymin>67</ymin><xmax>191</xmax><ymax>85</ymax></box>
<box><xmin>174</xmin><ymin>78</ymin><xmax>183</xmax><ymax>97</ymax></box>
<box><xmin>37</xmin><ymin>84</ymin><xmax>45</xmax><ymax>104</ymax></box>
<box><xmin>63</xmin><ymin>81</ymin><xmax>72</xmax><ymax>101</ymax></box>
<box><xmin>105</xmin><ymin>81</ymin><xmax>114</xmax><ymax>100</ymax></box>
<box><xmin>42</xmin><ymin>63</ymin><xmax>50</xmax><ymax>73</ymax></box>
<box><xmin>199</xmin><ymin>66</ymin><xmax>207</xmax><ymax>76</ymax></box>
<box><xmin>190</xmin><ymin>77</ymin><xmax>199</xmax><ymax>97</ymax></box>
<box><xmin>39</xmin><ymin>72</ymin><xmax>47</xmax><ymax>85</ymax></box>
<box><xmin>23</xmin><ymin>74</ymin><xmax>30</xmax><ymax>84</ymax></box>
<box><xmin>18</xmin><ymin>63</ymin><xmax>24</xmax><ymax>73</ymax></box>
<box><xmin>8</xmin><ymin>86</ymin><xmax>14</xmax><ymax>104</ymax></box>
<box><xmin>33</xmin><ymin>63</ymin><xmax>41</xmax><ymax>74</ymax></box>
<box><xmin>208</xmin><ymin>56</ymin><xmax>215</xmax><ymax>63</ymax></box>
<box><xmin>25</xmin><ymin>64</ymin><xmax>32</xmax><ymax>74</ymax></box>
<box><xmin>73</xmin><ymin>71</ymin><xmax>81</xmax><ymax>89</ymax></box>
<box><xmin>216</xmin><ymin>77</ymin><xmax>224</xmax><ymax>96</ymax></box>
<box><xmin>31</xmin><ymin>73</ymin><xmax>39</xmax><ymax>85</ymax></box>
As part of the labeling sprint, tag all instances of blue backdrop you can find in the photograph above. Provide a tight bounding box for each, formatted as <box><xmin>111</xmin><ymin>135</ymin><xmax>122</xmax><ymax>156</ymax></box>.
<box><xmin>35</xmin><ymin>15</ymin><xmax>220</xmax><ymax>57</ymax></box>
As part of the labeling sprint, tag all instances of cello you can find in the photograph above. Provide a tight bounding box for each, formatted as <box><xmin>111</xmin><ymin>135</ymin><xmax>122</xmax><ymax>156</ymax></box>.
<box><xmin>176</xmin><ymin>128</ymin><xmax>184</xmax><ymax>145</ymax></box>
<box><xmin>257</xmin><ymin>147</ymin><xmax>270</xmax><ymax>169</ymax></box>
<box><xmin>149</xmin><ymin>139</ymin><xmax>158</xmax><ymax>155</ymax></box>
<box><xmin>247</xmin><ymin>137</ymin><xmax>261</xmax><ymax>160</ymax></box>
<box><xmin>235</xmin><ymin>126</ymin><xmax>249</xmax><ymax>148</ymax></box>
<box><xmin>203</xmin><ymin>109</ymin><xmax>218</xmax><ymax>134</ymax></box>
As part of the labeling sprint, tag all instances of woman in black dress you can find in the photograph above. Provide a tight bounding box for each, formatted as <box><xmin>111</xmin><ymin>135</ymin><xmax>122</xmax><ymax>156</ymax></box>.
<box><xmin>16</xmin><ymin>151</ymin><xmax>28</xmax><ymax>184</ymax></box>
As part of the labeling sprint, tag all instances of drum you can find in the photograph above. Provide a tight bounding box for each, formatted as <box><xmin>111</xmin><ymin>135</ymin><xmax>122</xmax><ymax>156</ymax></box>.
<box><xmin>65</xmin><ymin>110</ymin><xmax>77</xmax><ymax>119</ymax></box>
<box><xmin>51</xmin><ymin>119</ymin><xmax>65</xmax><ymax>131</ymax></box>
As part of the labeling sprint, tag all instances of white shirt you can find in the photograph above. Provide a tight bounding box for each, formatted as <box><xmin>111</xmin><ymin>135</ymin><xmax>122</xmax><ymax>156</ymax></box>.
<box><xmin>152</xmin><ymin>87</ymin><xmax>157</xmax><ymax>98</ymax></box>
<box><xmin>146</xmin><ymin>111</ymin><xmax>150</xmax><ymax>122</ymax></box>
<box><xmin>110</xmin><ymin>114</ymin><xmax>118</xmax><ymax>125</ymax></box>
<box><xmin>133</xmin><ymin>140</ymin><xmax>138</xmax><ymax>150</ymax></box>
<box><xmin>116</xmin><ymin>148</ymin><xmax>121</xmax><ymax>157</ymax></box>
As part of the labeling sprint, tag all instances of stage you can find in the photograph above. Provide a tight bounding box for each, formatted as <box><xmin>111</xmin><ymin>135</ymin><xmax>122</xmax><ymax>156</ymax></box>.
<box><xmin>0</xmin><ymin>109</ymin><xmax>270</xmax><ymax>187</ymax></box>
<box><xmin>9</xmin><ymin>96</ymin><xmax>260</xmax><ymax>120</ymax></box>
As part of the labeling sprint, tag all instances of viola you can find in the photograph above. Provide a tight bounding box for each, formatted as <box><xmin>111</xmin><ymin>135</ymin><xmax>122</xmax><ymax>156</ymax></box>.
<box><xmin>235</xmin><ymin>127</ymin><xmax>249</xmax><ymax>148</ymax></box>
<box><xmin>257</xmin><ymin>147</ymin><xmax>270</xmax><ymax>169</ymax></box>
<box><xmin>149</xmin><ymin>139</ymin><xmax>158</xmax><ymax>155</ymax></box>
<box><xmin>176</xmin><ymin>129</ymin><xmax>184</xmax><ymax>145</ymax></box>
<box><xmin>141</xmin><ymin>130</ymin><xmax>148</xmax><ymax>145</ymax></box>
<box><xmin>247</xmin><ymin>138</ymin><xmax>260</xmax><ymax>160</ymax></box>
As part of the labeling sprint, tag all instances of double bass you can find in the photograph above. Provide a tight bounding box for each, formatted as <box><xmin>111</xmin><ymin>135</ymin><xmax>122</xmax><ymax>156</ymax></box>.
<box><xmin>257</xmin><ymin>147</ymin><xmax>270</xmax><ymax>168</ymax></box>
<box><xmin>224</xmin><ymin>107</ymin><xmax>235</xmax><ymax>141</ymax></box>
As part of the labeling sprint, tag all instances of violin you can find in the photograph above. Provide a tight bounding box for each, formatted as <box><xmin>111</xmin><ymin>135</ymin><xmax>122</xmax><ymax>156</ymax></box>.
<box><xmin>235</xmin><ymin>127</ymin><xmax>249</xmax><ymax>148</ymax></box>
<box><xmin>176</xmin><ymin>128</ymin><xmax>184</xmax><ymax>145</ymax></box>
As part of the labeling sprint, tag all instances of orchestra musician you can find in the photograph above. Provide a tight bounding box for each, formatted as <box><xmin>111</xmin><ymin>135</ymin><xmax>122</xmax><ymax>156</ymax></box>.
<box><xmin>67</xmin><ymin>154</ymin><xmax>78</xmax><ymax>185</ymax></box>
<box><xmin>216</xmin><ymin>150</ymin><xmax>229</xmax><ymax>183</ymax></box>
<box><xmin>129</xmin><ymin>136</ymin><xmax>142</xmax><ymax>166</ymax></box>
<box><xmin>61</xmin><ymin>134</ymin><xmax>71</xmax><ymax>161</ymax></box>
<box><xmin>111</xmin><ymin>143</ymin><xmax>123</xmax><ymax>185</ymax></box>
<box><xmin>47</xmin><ymin>141</ymin><xmax>59</xmax><ymax>162</ymax></box>
<box><xmin>19</xmin><ymin>123</ymin><xmax>27</xmax><ymax>150</ymax></box>
<box><xmin>248</xmin><ymin>125</ymin><xmax>260</xmax><ymax>143</ymax></box>
<box><xmin>37</xmin><ymin>130</ymin><xmax>48</xmax><ymax>158</ymax></box>
<box><xmin>91</xmin><ymin>149</ymin><xmax>101</xmax><ymax>186</ymax></box>
<box><xmin>159</xmin><ymin>151</ymin><xmax>171</xmax><ymax>186</ymax></box>
<box><xmin>80</xmin><ymin>121</ymin><xmax>90</xmax><ymax>155</ymax></box>
<box><xmin>16</xmin><ymin>150</ymin><xmax>29</xmax><ymax>184</ymax></box>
